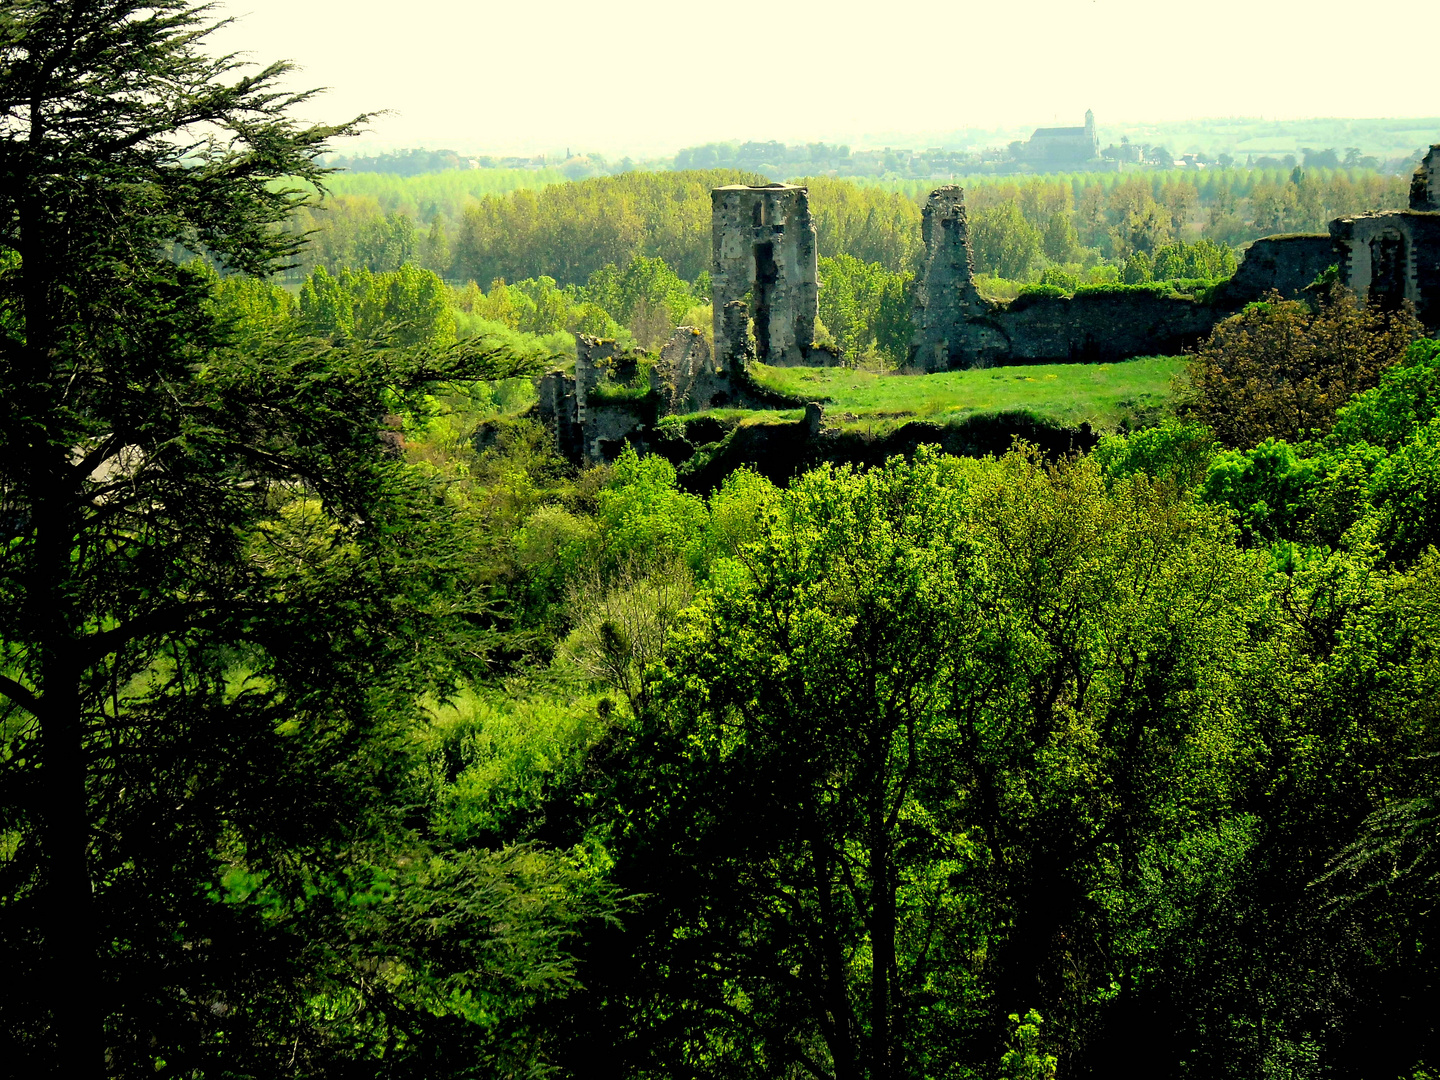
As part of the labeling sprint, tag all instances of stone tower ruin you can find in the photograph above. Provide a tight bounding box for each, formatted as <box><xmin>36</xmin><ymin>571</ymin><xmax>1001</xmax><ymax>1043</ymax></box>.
<box><xmin>1412</xmin><ymin>145</ymin><xmax>1439</xmax><ymax>212</ymax></box>
<box><xmin>908</xmin><ymin>186</ymin><xmax>997</xmax><ymax>371</ymax></box>
<box><xmin>711</xmin><ymin>184</ymin><xmax>819</xmax><ymax>367</ymax></box>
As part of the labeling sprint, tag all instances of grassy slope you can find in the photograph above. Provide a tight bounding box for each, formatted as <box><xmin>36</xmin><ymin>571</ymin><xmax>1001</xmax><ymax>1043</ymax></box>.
<box><xmin>750</xmin><ymin>356</ymin><xmax>1184</xmax><ymax>431</ymax></box>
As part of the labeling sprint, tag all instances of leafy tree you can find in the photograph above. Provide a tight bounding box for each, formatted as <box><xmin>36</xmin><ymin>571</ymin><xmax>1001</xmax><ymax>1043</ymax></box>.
<box><xmin>352</xmin><ymin>262</ymin><xmax>457</xmax><ymax>346</ymax></box>
<box><xmin>1122</xmin><ymin>249</ymin><xmax>1154</xmax><ymax>284</ymax></box>
<box><xmin>1042</xmin><ymin>210</ymin><xmax>1083</xmax><ymax>264</ymax></box>
<box><xmin>591</xmin><ymin>452</ymin><xmax>984</xmax><ymax>1080</ymax></box>
<box><xmin>1330</xmin><ymin>338</ymin><xmax>1440</xmax><ymax>449</ymax></box>
<box><xmin>583</xmin><ymin>255</ymin><xmax>697</xmax><ymax>328</ymax></box>
<box><xmin>817</xmin><ymin>253</ymin><xmax>913</xmax><ymax>364</ymax></box>
<box><xmin>355</xmin><ymin>208</ymin><xmax>417</xmax><ymax>271</ymax></box>
<box><xmin>1150</xmin><ymin>238</ymin><xmax>1237</xmax><ymax>281</ymax></box>
<box><xmin>577</xmin><ymin>449</ymin><xmax>1260</xmax><ymax>1079</ymax></box>
<box><xmin>969</xmin><ymin>202</ymin><xmax>1044</xmax><ymax>280</ymax></box>
<box><xmin>298</xmin><ymin>263</ymin><xmax>456</xmax><ymax>346</ymax></box>
<box><xmin>509</xmin><ymin>275</ymin><xmax>572</xmax><ymax>336</ymax></box>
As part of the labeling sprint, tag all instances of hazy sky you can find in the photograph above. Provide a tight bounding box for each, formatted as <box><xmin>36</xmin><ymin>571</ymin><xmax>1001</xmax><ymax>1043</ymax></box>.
<box><xmin>210</xmin><ymin>0</ymin><xmax>1439</xmax><ymax>157</ymax></box>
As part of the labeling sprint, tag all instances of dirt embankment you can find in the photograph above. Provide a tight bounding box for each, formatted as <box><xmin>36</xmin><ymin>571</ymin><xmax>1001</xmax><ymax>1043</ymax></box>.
<box><xmin>669</xmin><ymin>412</ymin><xmax>1099</xmax><ymax>493</ymax></box>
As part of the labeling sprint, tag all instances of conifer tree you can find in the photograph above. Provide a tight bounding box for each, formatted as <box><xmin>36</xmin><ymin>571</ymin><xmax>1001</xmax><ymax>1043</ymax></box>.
<box><xmin>0</xmin><ymin>3</ymin><xmax>538</xmax><ymax>1073</ymax></box>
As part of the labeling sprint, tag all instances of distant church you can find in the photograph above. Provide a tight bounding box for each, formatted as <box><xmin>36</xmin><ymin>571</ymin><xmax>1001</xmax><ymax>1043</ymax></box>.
<box><xmin>1021</xmin><ymin>110</ymin><xmax>1100</xmax><ymax>165</ymax></box>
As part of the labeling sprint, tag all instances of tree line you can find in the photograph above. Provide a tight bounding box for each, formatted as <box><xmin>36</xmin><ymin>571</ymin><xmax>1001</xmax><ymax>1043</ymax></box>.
<box><xmin>288</xmin><ymin>166</ymin><xmax>1406</xmax><ymax>307</ymax></box>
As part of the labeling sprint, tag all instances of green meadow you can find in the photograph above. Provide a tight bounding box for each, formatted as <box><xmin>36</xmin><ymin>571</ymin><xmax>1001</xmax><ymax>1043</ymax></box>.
<box><xmin>750</xmin><ymin>355</ymin><xmax>1185</xmax><ymax>430</ymax></box>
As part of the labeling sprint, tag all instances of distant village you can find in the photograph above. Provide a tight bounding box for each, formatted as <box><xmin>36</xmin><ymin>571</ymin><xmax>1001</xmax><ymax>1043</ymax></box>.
<box><xmin>329</xmin><ymin>113</ymin><xmax>1415</xmax><ymax>181</ymax></box>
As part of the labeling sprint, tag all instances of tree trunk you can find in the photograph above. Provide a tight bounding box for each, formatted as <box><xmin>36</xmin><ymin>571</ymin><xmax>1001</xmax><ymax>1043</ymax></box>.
<box><xmin>39</xmin><ymin>659</ymin><xmax>103</xmax><ymax>1077</ymax></box>
<box><xmin>28</xmin><ymin>442</ymin><xmax>104</xmax><ymax>1076</ymax></box>
<box><xmin>870</xmin><ymin>831</ymin><xmax>894</xmax><ymax>1080</ymax></box>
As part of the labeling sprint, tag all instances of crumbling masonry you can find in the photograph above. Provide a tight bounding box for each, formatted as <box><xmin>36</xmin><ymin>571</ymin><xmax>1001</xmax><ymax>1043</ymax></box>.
<box><xmin>711</xmin><ymin>184</ymin><xmax>819</xmax><ymax>367</ymax></box>
<box><xmin>1329</xmin><ymin>145</ymin><xmax>1440</xmax><ymax>328</ymax></box>
<box><xmin>908</xmin><ymin>147</ymin><xmax>1440</xmax><ymax>370</ymax></box>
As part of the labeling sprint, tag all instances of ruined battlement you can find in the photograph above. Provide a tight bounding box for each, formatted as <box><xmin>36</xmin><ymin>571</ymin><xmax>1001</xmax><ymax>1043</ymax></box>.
<box><xmin>1331</xmin><ymin>209</ymin><xmax>1440</xmax><ymax>327</ymax></box>
<box><xmin>910</xmin><ymin>186</ymin><xmax>989</xmax><ymax>371</ymax></box>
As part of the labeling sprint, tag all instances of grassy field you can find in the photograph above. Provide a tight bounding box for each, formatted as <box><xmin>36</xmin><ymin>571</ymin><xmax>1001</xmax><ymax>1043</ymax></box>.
<box><xmin>750</xmin><ymin>356</ymin><xmax>1185</xmax><ymax>431</ymax></box>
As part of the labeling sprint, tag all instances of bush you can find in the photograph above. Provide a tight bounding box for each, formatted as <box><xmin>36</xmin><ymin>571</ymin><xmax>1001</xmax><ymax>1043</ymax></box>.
<box><xmin>1015</xmin><ymin>283</ymin><xmax>1069</xmax><ymax>301</ymax></box>
<box><xmin>1330</xmin><ymin>338</ymin><xmax>1440</xmax><ymax>450</ymax></box>
<box><xmin>1182</xmin><ymin>290</ymin><xmax>1425</xmax><ymax>448</ymax></box>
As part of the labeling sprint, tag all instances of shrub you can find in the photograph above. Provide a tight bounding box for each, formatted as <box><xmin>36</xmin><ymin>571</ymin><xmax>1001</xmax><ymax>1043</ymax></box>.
<box><xmin>1181</xmin><ymin>290</ymin><xmax>1424</xmax><ymax>448</ymax></box>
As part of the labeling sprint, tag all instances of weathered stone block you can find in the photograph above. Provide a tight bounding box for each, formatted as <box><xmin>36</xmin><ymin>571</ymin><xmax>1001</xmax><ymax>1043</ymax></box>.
<box><xmin>1225</xmin><ymin>234</ymin><xmax>1336</xmax><ymax>300</ymax></box>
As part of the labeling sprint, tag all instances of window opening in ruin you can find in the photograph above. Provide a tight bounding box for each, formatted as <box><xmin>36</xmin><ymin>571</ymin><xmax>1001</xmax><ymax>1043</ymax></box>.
<box><xmin>1370</xmin><ymin>230</ymin><xmax>1407</xmax><ymax>311</ymax></box>
<box><xmin>752</xmin><ymin>241</ymin><xmax>778</xmax><ymax>361</ymax></box>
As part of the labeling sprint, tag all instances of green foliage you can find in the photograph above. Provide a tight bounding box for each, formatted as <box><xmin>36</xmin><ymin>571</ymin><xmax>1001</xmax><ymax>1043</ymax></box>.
<box><xmin>1094</xmin><ymin>419</ymin><xmax>1218</xmax><ymax>489</ymax></box>
<box><xmin>1152</xmin><ymin>237</ymin><xmax>1238</xmax><ymax>280</ymax></box>
<box><xmin>581</xmin><ymin>447</ymin><xmax>1263</xmax><ymax>1077</ymax></box>
<box><xmin>1037</xmin><ymin>265</ymin><xmax>1080</xmax><ymax>291</ymax></box>
<box><xmin>817</xmin><ymin>252</ymin><xmax>913</xmax><ymax>363</ymax></box>
<box><xmin>421</xmin><ymin>687</ymin><xmax>609</xmax><ymax>846</ymax></box>
<box><xmin>1123</xmin><ymin>248</ymin><xmax>1154</xmax><ymax>284</ymax></box>
<box><xmin>584</xmin><ymin>256</ymin><xmax>696</xmax><ymax>325</ymax></box>
<box><xmin>1331</xmin><ymin>338</ymin><xmax>1440</xmax><ymax>450</ymax></box>
<box><xmin>451</xmin><ymin>169</ymin><xmax>766</xmax><ymax>288</ymax></box>
<box><xmin>1016</xmin><ymin>282</ymin><xmax>1070</xmax><ymax>299</ymax></box>
<box><xmin>299</xmin><ymin>262</ymin><xmax>457</xmax><ymax>346</ymax></box>
<box><xmin>999</xmin><ymin>1010</ymin><xmax>1057</xmax><ymax>1080</ymax></box>
<box><xmin>595</xmin><ymin>448</ymin><xmax>708</xmax><ymax>572</ymax></box>
<box><xmin>969</xmin><ymin>201</ymin><xmax>1045</xmax><ymax>279</ymax></box>
<box><xmin>1042</xmin><ymin>210</ymin><xmax>1083</xmax><ymax>264</ymax></box>
<box><xmin>1201</xmin><ymin>438</ymin><xmax>1323</xmax><ymax>545</ymax></box>
<box><xmin>1184</xmin><ymin>290</ymin><xmax>1425</xmax><ymax>447</ymax></box>
<box><xmin>208</xmin><ymin>268</ymin><xmax>297</xmax><ymax>338</ymax></box>
<box><xmin>796</xmin><ymin>176</ymin><xmax>924</xmax><ymax>272</ymax></box>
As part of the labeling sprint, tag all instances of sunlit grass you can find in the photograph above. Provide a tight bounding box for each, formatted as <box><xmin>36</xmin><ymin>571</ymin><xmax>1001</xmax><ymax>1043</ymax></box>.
<box><xmin>750</xmin><ymin>356</ymin><xmax>1185</xmax><ymax>430</ymax></box>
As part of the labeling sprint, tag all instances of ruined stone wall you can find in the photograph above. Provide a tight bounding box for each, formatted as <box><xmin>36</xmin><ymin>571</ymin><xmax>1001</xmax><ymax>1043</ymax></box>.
<box><xmin>1332</xmin><ymin>210</ymin><xmax>1440</xmax><ymax>330</ymax></box>
<box><xmin>648</xmin><ymin>326</ymin><xmax>736</xmax><ymax>414</ymax></box>
<box><xmin>1412</xmin><ymin>146</ymin><xmax>1439</xmax><ymax>212</ymax></box>
<box><xmin>535</xmin><ymin>370</ymin><xmax>582</xmax><ymax>462</ymax></box>
<box><xmin>1223</xmin><ymin>234</ymin><xmax>1336</xmax><ymax>300</ymax></box>
<box><xmin>985</xmin><ymin>290</ymin><xmax>1227</xmax><ymax>364</ymax></box>
<box><xmin>906</xmin><ymin>185</ymin><xmax>1406</xmax><ymax>369</ymax></box>
<box><xmin>908</xmin><ymin>185</ymin><xmax>1233</xmax><ymax>368</ymax></box>
<box><xmin>711</xmin><ymin>184</ymin><xmax>819</xmax><ymax>368</ymax></box>
<box><xmin>534</xmin><ymin>324</ymin><xmax>806</xmax><ymax>467</ymax></box>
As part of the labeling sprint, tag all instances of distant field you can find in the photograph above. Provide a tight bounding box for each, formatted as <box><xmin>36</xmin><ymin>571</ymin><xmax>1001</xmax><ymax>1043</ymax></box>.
<box><xmin>750</xmin><ymin>356</ymin><xmax>1185</xmax><ymax>431</ymax></box>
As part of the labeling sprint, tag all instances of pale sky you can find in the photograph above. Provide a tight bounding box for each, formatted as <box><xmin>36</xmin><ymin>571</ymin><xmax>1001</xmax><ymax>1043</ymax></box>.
<box><xmin>210</xmin><ymin>0</ymin><xmax>1439</xmax><ymax>157</ymax></box>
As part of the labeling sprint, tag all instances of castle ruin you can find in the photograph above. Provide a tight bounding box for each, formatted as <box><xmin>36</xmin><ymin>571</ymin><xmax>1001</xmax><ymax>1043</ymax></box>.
<box><xmin>710</xmin><ymin>184</ymin><xmax>819</xmax><ymax>367</ymax></box>
<box><xmin>1328</xmin><ymin>147</ymin><xmax>1440</xmax><ymax>326</ymax></box>
<box><xmin>907</xmin><ymin>146</ymin><xmax>1440</xmax><ymax>370</ymax></box>
<box><xmin>535</xmin><ymin>150</ymin><xmax>1440</xmax><ymax>468</ymax></box>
